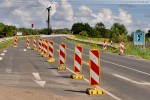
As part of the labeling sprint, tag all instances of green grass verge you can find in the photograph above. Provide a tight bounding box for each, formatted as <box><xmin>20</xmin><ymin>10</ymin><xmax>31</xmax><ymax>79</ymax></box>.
<box><xmin>65</xmin><ymin>37</ymin><xmax>150</xmax><ymax>60</ymax></box>
<box><xmin>0</xmin><ymin>37</ymin><xmax>26</xmax><ymax>50</ymax></box>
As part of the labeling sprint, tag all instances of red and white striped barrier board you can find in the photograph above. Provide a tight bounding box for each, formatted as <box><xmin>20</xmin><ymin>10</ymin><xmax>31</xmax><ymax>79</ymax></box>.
<box><xmin>43</xmin><ymin>39</ymin><xmax>46</xmax><ymax>55</ymax></box>
<box><xmin>13</xmin><ymin>35</ymin><xmax>18</xmax><ymax>47</ymax></box>
<box><xmin>59</xmin><ymin>43</ymin><xmax>66</xmax><ymax>65</ymax></box>
<box><xmin>74</xmin><ymin>46</ymin><xmax>83</xmax><ymax>74</ymax></box>
<box><xmin>103</xmin><ymin>39</ymin><xmax>107</xmax><ymax>51</ymax></box>
<box><xmin>48</xmin><ymin>40</ymin><xmax>54</xmax><ymax>58</ymax></box>
<box><xmin>33</xmin><ymin>36</ymin><xmax>36</xmax><ymax>49</ymax></box>
<box><xmin>41</xmin><ymin>39</ymin><xmax>44</xmax><ymax>54</ymax></box>
<box><xmin>120</xmin><ymin>42</ymin><xmax>124</xmax><ymax>55</ymax></box>
<box><xmin>89</xmin><ymin>49</ymin><xmax>100</xmax><ymax>87</ymax></box>
<box><xmin>38</xmin><ymin>38</ymin><xmax>42</xmax><ymax>51</ymax></box>
<box><xmin>26</xmin><ymin>36</ymin><xmax>30</xmax><ymax>48</ymax></box>
<box><xmin>43</xmin><ymin>39</ymin><xmax>48</xmax><ymax>56</ymax></box>
<box><xmin>47</xmin><ymin>40</ymin><xmax>55</xmax><ymax>62</ymax></box>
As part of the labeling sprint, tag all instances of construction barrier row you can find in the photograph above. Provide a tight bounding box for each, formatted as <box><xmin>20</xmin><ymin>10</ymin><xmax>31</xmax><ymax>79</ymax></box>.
<box><xmin>13</xmin><ymin>36</ymin><xmax>125</xmax><ymax>95</ymax></box>
<box><xmin>36</xmin><ymin>38</ymin><xmax>103</xmax><ymax>95</ymax></box>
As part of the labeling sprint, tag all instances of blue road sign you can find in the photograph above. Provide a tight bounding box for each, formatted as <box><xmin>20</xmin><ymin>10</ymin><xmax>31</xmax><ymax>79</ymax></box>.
<box><xmin>134</xmin><ymin>31</ymin><xmax>145</xmax><ymax>45</ymax></box>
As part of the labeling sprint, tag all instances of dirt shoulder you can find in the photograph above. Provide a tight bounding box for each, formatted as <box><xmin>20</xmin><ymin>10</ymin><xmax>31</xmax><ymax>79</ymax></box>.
<box><xmin>0</xmin><ymin>86</ymin><xmax>79</xmax><ymax>100</ymax></box>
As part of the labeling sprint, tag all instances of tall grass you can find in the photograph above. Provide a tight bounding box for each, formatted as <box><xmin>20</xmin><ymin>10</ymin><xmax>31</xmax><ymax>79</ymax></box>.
<box><xmin>125</xmin><ymin>44</ymin><xmax>150</xmax><ymax>59</ymax></box>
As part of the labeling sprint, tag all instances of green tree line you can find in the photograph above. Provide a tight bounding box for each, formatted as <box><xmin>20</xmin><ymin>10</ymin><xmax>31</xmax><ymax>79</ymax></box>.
<box><xmin>71</xmin><ymin>22</ymin><xmax>150</xmax><ymax>42</ymax></box>
<box><xmin>0</xmin><ymin>22</ymin><xmax>71</xmax><ymax>38</ymax></box>
<box><xmin>1</xmin><ymin>22</ymin><xmax>149</xmax><ymax>43</ymax></box>
<box><xmin>0</xmin><ymin>22</ymin><xmax>40</xmax><ymax>38</ymax></box>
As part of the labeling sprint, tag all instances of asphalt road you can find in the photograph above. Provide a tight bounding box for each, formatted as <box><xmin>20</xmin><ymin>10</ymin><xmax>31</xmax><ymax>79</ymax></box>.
<box><xmin>0</xmin><ymin>36</ymin><xmax>150</xmax><ymax>100</ymax></box>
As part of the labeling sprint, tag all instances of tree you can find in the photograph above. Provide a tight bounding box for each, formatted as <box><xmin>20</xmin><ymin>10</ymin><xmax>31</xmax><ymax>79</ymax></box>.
<box><xmin>53</xmin><ymin>28</ymin><xmax>71</xmax><ymax>34</ymax></box>
<box><xmin>79</xmin><ymin>31</ymin><xmax>89</xmax><ymax>37</ymax></box>
<box><xmin>71</xmin><ymin>22</ymin><xmax>84</xmax><ymax>35</ymax></box>
<box><xmin>110</xmin><ymin>23</ymin><xmax>127</xmax><ymax>42</ymax></box>
<box><xmin>95</xmin><ymin>22</ymin><xmax>106</xmax><ymax>38</ymax></box>
<box><xmin>127</xmin><ymin>32</ymin><xmax>134</xmax><ymax>41</ymax></box>
<box><xmin>83</xmin><ymin>23</ymin><xmax>93</xmax><ymax>37</ymax></box>
<box><xmin>146</xmin><ymin>30</ymin><xmax>150</xmax><ymax>41</ymax></box>
<box><xmin>71</xmin><ymin>22</ymin><xmax>93</xmax><ymax>37</ymax></box>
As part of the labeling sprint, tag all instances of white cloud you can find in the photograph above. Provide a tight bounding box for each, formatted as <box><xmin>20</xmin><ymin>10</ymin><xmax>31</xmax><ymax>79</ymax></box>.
<box><xmin>53</xmin><ymin>0</ymin><xmax>73</xmax><ymax>22</ymax></box>
<box><xmin>73</xmin><ymin>6</ymin><xmax>134</xmax><ymax>33</ymax></box>
<box><xmin>0</xmin><ymin>0</ymin><xmax>57</xmax><ymax>28</ymax></box>
<box><xmin>0</xmin><ymin>0</ymin><xmax>149</xmax><ymax>33</ymax></box>
<box><xmin>117</xmin><ymin>9</ymin><xmax>132</xmax><ymax>26</ymax></box>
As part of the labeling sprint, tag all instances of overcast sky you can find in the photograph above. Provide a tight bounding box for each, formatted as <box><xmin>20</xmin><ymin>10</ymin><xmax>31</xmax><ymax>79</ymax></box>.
<box><xmin>0</xmin><ymin>0</ymin><xmax>150</xmax><ymax>34</ymax></box>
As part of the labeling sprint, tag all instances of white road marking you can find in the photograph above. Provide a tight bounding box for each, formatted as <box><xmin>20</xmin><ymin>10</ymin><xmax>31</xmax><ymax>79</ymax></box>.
<box><xmin>34</xmin><ymin>80</ymin><xmax>46</xmax><ymax>87</ymax></box>
<box><xmin>3</xmin><ymin>50</ymin><xmax>7</xmax><ymax>52</ymax></box>
<box><xmin>23</xmin><ymin>49</ymin><xmax>27</xmax><ymax>52</ymax></box>
<box><xmin>66</xmin><ymin>48</ymin><xmax>150</xmax><ymax>76</ymax></box>
<box><xmin>113</xmin><ymin>74</ymin><xmax>150</xmax><ymax>85</ymax></box>
<box><xmin>32</xmin><ymin>73</ymin><xmax>46</xmax><ymax>87</ymax></box>
<box><xmin>6</xmin><ymin>69</ymin><xmax>12</xmax><ymax>73</ymax></box>
<box><xmin>102</xmin><ymin>59</ymin><xmax>150</xmax><ymax>76</ymax></box>
<box><xmin>32</xmin><ymin>73</ymin><xmax>41</xmax><ymax>80</ymax></box>
<box><xmin>0</xmin><ymin>57</ymin><xmax>3</xmax><ymax>60</ymax></box>
<box><xmin>1</xmin><ymin>53</ymin><xmax>5</xmax><ymax>56</ymax></box>
<box><xmin>66</xmin><ymin>67</ymin><xmax>122</xmax><ymax>100</ymax></box>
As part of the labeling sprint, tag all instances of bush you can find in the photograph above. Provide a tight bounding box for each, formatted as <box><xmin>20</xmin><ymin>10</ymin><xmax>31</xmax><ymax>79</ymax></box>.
<box><xmin>79</xmin><ymin>31</ymin><xmax>89</xmax><ymax>37</ymax></box>
<box><xmin>112</xmin><ymin>34</ymin><xmax>127</xmax><ymax>43</ymax></box>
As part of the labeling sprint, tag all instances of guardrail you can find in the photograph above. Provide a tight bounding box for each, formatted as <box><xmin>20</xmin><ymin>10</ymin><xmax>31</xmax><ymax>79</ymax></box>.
<box><xmin>65</xmin><ymin>36</ymin><xmax>118</xmax><ymax>49</ymax></box>
<box><xmin>0</xmin><ymin>35</ymin><xmax>41</xmax><ymax>44</ymax></box>
<box><xmin>0</xmin><ymin>37</ymin><xmax>14</xmax><ymax>44</ymax></box>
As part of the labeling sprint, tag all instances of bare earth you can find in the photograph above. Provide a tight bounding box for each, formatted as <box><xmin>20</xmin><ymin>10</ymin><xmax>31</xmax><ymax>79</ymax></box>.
<box><xmin>0</xmin><ymin>86</ymin><xmax>87</xmax><ymax>100</ymax></box>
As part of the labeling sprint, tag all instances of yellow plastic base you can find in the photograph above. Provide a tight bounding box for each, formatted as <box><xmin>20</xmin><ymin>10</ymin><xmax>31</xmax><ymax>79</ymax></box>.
<box><xmin>13</xmin><ymin>46</ymin><xmax>18</xmax><ymax>48</ymax></box>
<box><xmin>70</xmin><ymin>74</ymin><xmax>84</xmax><ymax>79</ymax></box>
<box><xmin>27</xmin><ymin>46</ymin><xmax>31</xmax><ymax>49</ymax></box>
<box><xmin>33</xmin><ymin>48</ymin><xmax>37</xmax><ymax>51</ymax></box>
<box><xmin>40</xmin><ymin>52</ymin><xmax>44</xmax><ymax>55</ymax></box>
<box><xmin>42</xmin><ymin>54</ymin><xmax>48</xmax><ymax>57</ymax></box>
<box><xmin>86</xmin><ymin>88</ymin><xmax>104</xmax><ymax>95</ymax></box>
<box><xmin>47</xmin><ymin>58</ymin><xmax>55</xmax><ymax>62</ymax></box>
<box><xmin>58</xmin><ymin>66</ymin><xmax>67</xmax><ymax>70</ymax></box>
<box><xmin>38</xmin><ymin>49</ymin><xmax>41</xmax><ymax>52</ymax></box>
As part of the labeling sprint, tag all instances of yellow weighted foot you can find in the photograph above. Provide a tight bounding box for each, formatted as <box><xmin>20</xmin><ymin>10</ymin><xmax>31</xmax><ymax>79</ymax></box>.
<box><xmin>86</xmin><ymin>88</ymin><xmax>104</xmax><ymax>95</ymax></box>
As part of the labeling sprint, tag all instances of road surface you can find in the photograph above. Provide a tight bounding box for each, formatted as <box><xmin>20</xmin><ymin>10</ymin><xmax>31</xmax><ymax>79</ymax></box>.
<box><xmin>0</xmin><ymin>36</ymin><xmax>149</xmax><ymax>100</ymax></box>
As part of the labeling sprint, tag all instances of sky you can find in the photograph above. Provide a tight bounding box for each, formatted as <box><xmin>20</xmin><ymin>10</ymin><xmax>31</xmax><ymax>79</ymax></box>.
<box><xmin>0</xmin><ymin>0</ymin><xmax>150</xmax><ymax>34</ymax></box>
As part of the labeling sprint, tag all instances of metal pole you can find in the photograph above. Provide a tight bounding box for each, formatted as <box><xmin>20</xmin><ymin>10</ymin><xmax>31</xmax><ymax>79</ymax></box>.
<box><xmin>47</xmin><ymin>6</ymin><xmax>52</xmax><ymax>35</ymax></box>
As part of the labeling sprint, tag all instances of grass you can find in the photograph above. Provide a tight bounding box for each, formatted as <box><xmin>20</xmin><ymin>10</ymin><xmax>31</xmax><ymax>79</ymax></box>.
<box><xmin>75</xmin><ymin>35</ymin><xmax>108</xmax><ymax>42</ymax></box>
<box><xmin>125</xmin><ymin>44</ymin><xmax>150</xmax><ymax>60</ymax></box>
<box><xmin>66</xmin><ymin>35</ymin><xmax>150</xmax><ymax>60</ymax></box>
<box><xmin>0</xmin><ymin>37</ymin><xmax>26</xmax><ymax>50</ymax></box>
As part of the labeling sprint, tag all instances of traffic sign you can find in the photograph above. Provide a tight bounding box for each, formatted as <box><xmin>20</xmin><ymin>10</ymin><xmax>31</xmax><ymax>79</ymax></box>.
<box><xmin>134</xmin><ymin>31</ymin><xmax>145</xmax><ymax>45</ymax></box>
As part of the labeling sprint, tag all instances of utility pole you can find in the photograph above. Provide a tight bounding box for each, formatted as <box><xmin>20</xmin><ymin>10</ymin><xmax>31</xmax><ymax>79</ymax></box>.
<box><xmin>47</xmin><ymin>6</ymin><xmax>52</xmax><ymax>35</ymax></box>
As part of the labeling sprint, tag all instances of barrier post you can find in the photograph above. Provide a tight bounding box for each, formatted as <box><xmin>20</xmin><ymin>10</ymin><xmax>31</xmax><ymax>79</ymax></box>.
<box><xmin>33</xmin><ymin>36</ymin><xmax>37</xmax><ymax>50</ymax></box>
<box><xmin>47</xmin><ymin>40</ymin><xmax>55</xmax><ymax>62</ymax></box>
<box><xmin>43</xmin><ymin>39</ymin><xmax>48</xmax><ymax>57</ymax></box>
<box><xmin>120</xmin><ymin>42</ymin><xmax>124</xmax><ymax>55</ymax></box>
<box><xmin>40</xmin><ymin>39</ymin><xmax>44</xmax><ymax>55</ymax></box>
<box><xmin>26</xmin><ymin>36</ymin><xmax>31</xmax><ymax>49</ymax></box>
<box><xmin>42</xmin><ymin>39</ymin><xmax>46</xmax><ymax>57</ymax></box>
<box><xmin>86</xmin><ymin>49</ymin><xmax>104</xmax><ymax>95</ymax></box>
<box><xmin>13</xmin><ymin>35</ymin><xmax>18</xmax><ymax>47</ymax></box>
<box><xmin>103</xmin><ymin>39</ymin><xmax>107</xmax><ymax>51</ymax></box>
<box><xmin>70</xmin><ymin>45</ymin><xmax>84</xmax><ymax>79</ymax></box>
<box><xmin>58</xmin><ymin>43</ymin><xmax>67</xmax><ymax>70</ymax></box>
<box><xmin>38</xmin><ymin>38</ymin><xmax>42</xmax><ymax>52</ymax></box>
